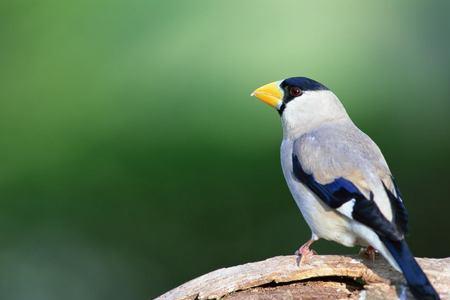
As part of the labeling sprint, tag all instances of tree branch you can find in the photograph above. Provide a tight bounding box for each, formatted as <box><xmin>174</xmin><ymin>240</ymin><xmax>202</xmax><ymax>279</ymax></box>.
<box><xmin>156</xmin><ymin>255</ymin><xmax>449</xmax><ymax>300</ymax></box>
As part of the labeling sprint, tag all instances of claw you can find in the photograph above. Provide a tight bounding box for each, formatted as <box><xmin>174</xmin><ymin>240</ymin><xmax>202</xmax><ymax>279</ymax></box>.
<box><xmin>359</xmin><ymin>245</ymin><xmax>378</xmax><ymax>262</ymax></box>
<box><xmin>295</xmin><ymin>239</ymin><xmax>317</xmax><ymax>266</ymax></box>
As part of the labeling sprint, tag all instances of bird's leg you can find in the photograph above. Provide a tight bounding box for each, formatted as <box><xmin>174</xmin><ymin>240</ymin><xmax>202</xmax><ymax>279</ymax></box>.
<box><xmin>359</xmin><ymin>245</ymin><xmax>378</xmax><ymax>262</ymax></box>
<box><xmin>295</xmin><ymin>237</ymin><xmax>318</xmax><ymax>266</ymax></box>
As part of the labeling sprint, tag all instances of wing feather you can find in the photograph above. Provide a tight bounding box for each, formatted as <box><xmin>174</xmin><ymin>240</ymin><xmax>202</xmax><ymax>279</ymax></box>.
<box><xmin>291</xmin><ymin>122</ymin><xmax>408</xmax><ymax>240</ymax></box>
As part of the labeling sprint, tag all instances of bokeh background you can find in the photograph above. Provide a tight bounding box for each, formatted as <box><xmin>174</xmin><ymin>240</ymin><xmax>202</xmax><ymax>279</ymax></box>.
<box><xmin>1</xmin><ymin>1</ymin><xmax>449</xmax><ymax>299</ymax></box>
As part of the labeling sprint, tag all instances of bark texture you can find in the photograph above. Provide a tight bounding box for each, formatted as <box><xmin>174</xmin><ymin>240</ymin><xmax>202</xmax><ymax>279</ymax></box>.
<box><xmin>156</xmin><ymin>255</ymin><xmax>450</xmax><ymax>300</ymax></box>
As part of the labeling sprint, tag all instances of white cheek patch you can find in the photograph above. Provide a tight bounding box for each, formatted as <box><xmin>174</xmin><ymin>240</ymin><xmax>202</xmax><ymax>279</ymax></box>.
<box><xmin>336</xmin><ymin>199</ymin><xmax>356</xmax><ymax>219</ymax></box>
<box><xmin>281</xmin><ymin>90</ymin><xmax>348</xmax><ymax>136</ymax></box>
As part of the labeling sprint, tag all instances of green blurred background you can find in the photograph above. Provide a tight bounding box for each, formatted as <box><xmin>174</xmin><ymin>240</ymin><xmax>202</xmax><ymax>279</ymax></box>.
<box><xmin>1</xmin><ymin>1</ymin><xmax>449</xmax><ymax>299</ymax></box>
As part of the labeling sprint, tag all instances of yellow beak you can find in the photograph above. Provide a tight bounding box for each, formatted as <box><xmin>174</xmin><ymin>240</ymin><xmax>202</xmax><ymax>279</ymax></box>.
<box><xmin>251</xmin><ymin>81</ymin><xmax>283</xmax><ymax>109</ymax></box>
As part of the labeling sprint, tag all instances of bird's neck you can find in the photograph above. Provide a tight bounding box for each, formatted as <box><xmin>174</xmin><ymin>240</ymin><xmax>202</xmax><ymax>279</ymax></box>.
<box><xmin>281</xmin><ymin>91</ymin><xmax>351</xmax><ymax>139</ymax></box>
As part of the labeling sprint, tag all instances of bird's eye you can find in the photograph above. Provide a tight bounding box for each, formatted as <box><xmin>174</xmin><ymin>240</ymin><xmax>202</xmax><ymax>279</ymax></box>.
<box><xmin>289</xmin><ymin>86</ymin><xmax>302</xmax><ymax>97</ymax></box>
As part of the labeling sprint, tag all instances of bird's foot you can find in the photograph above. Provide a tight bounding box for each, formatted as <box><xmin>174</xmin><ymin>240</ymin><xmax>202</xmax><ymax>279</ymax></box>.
<box><xmin>359</xmin><ymin>245</ymin><xmax>378</xmax><ymax>262</ymax></box>
<box><xmin>295</xmin><ymin>239</ymin><xmax>317</xmax><ymax>266</ymax></box>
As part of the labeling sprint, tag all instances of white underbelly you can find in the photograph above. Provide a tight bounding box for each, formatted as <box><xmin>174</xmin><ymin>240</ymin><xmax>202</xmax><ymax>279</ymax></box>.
<box><xmin>290</xmin><ymin>175</ymin><xmax>358</xmax><ymax>246</ymax></box>
<box><xmin>280</xmin><ymin>139</ymin><xmax>357</xmax><ymax>247</ymax></box>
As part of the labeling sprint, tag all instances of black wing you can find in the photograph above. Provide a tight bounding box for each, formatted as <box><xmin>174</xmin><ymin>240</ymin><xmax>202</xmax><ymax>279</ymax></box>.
<box><xmin>383</xmin><ymin>178</ymin><xmax>408</xmax><ymax>235</ymax></box>
<box><xmin>292</xmin><ymin>153</ymin><xmax>404</xmax><ymax>241</ymax></box>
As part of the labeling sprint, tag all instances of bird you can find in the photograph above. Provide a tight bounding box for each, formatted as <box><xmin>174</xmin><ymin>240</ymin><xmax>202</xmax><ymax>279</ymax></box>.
<box><xmin>251</xmin><ymin>76</ymin><xmax>440</xmax><ymax>300</ymax></box>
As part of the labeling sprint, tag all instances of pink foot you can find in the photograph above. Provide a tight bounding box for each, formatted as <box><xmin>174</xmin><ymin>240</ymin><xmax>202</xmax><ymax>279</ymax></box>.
<box><xmin>359</xmin><ymin>245</ymin><xmax>378</xmax><ymax>262</ymax></box>
<box><xmin>295</xmin><ymin>239</ymin><xmax>317</xmax><ymax>266</ymax></box>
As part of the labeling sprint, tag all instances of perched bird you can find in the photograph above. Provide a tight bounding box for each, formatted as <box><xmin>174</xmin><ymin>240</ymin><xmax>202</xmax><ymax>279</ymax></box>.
<box><xmin>251</xmin><ymin>77</ymin><xmax>440</xmax><ymax>300</ymax></box>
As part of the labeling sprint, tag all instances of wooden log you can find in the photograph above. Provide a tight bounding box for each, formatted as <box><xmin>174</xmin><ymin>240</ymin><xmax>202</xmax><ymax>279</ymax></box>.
<box><xmin>155</xmin><ymin>255</ymin><xmax>450</xmax><ymax>300</ymax></box>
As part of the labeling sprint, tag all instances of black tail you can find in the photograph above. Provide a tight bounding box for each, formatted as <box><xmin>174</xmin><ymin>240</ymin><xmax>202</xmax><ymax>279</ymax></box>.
<box><xmin>381</xmin><ymin>238</ymin><xmax>440</xmax><ymax>300</ymax></box>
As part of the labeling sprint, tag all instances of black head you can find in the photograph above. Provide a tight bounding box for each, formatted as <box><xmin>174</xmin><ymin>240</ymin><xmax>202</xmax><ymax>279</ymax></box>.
<box><xmin>279</xmin><ymin>77</ymin><xmax>329</xmax><ymax>110</ymax></box>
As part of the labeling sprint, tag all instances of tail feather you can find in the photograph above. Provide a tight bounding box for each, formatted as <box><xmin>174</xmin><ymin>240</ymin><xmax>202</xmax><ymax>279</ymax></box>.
<box><xmin>381</xmin><ymin>238</ymin><xmax>440</xmax><ymax>300</ymax></box>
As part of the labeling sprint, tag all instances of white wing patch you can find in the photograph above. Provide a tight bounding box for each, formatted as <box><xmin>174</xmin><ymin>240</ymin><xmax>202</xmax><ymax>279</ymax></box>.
<box><xmin>336</xmin><ymin>199</ymin><xmax>356</xmax><ymax>219</ymax></box>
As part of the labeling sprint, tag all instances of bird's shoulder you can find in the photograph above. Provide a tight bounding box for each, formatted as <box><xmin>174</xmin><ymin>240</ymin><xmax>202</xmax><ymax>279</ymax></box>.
<box><xmin>294</xmin><ymin>121</ymin><xmax>391</xmax><ymax>187</ymax></box>
<box><xmin>297</xmin><ymin>121</ymin><xmax>384</xmax><ymax>162</ymax></box>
